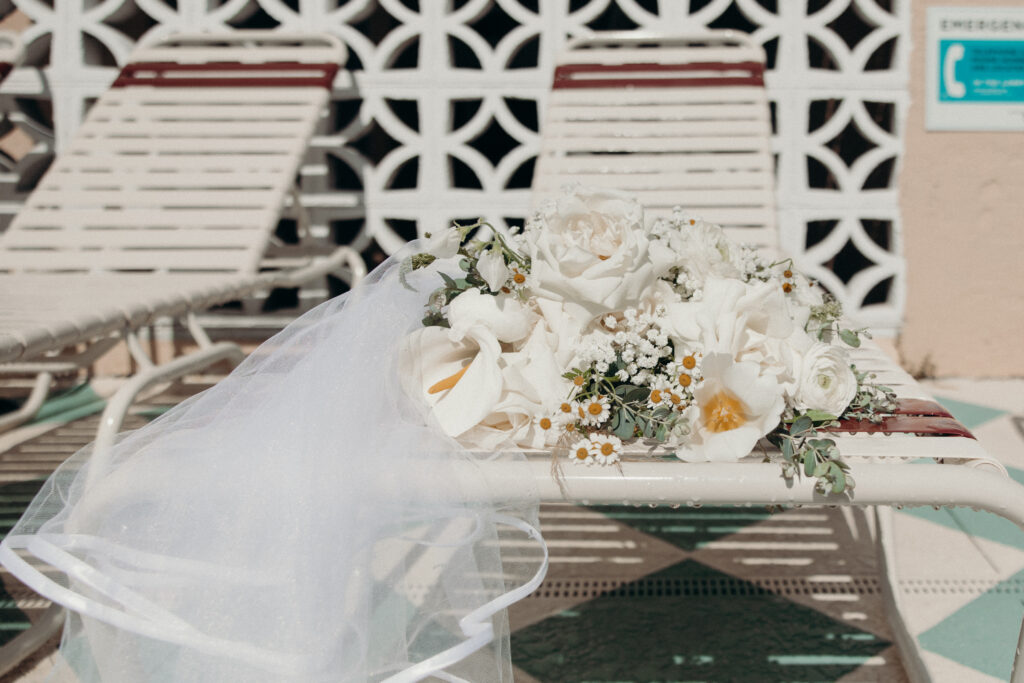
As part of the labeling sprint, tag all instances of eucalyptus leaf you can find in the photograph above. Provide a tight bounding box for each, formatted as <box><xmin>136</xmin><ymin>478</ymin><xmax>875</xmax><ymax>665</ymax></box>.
<box><xmin>804</xmin><ymin>410</ymin><xmax>838</xmax><ymax>423</ymax></box>
<box><xmin>781</xmin><ymin>438</ymin><xmax>794</xmax><ymax>462</ymax></box>
<box><xmin>803</xmin><ymin>451</ymin><xmax>816</xmax><ymax>476</ymax></box>
<box><xmin>839</xmin><ymin>329</ymin><xmax>861</xmax><ymax>348</ymax></box>
<box><xmin>458</xmin><ymin>258</ymin><xmax>471</xmax><ymax>272</ymax></box>
<box><xmin>791</xmin><ymin>415</ymin><xmax>812</xmax><ymax>436</ymax></box>
<box><xmin>612</xmin><ymin>410</ymin><xmax>636</xmax><ymax>440</ymax></box>
<box><xmin>830</xmin><ymin>466</ymin><xmax>847</xmax><ymax>494</ymax></box>
<box><xmin>439</xmin><ymin>272</ymin><xmax>458</xmax><ymax>290</ymax></box>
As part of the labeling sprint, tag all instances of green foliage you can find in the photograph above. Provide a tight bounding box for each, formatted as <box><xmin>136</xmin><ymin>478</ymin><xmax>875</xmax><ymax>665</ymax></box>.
<box><xmin>772</xmin><ymin>409</ymin><xmax>852</xmax><ymax>496</ymax></box>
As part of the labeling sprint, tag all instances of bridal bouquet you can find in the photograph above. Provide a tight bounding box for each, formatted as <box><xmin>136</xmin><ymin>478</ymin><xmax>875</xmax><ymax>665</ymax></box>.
<box><xmin>399</xmin><ymin>187</ymin><xmax>895</xmax><ymax>495</ymax></box>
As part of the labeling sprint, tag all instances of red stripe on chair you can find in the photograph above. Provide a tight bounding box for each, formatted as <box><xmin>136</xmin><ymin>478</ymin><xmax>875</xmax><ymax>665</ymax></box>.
<box><xmin>553</xmin><ymin>61</ymin><xmax>765</xmax><ymax>89</ymax></box>
<box><xmin>892</xmin><ymin>399</ymin><xmax>954</xmax><ymax>418</ymax></box>
<box><xmin>113</xmin><ymin>62</ymin><xmax>339</xmax><ymax>89</ymax></box>
<box><xmin>826</xmin><ymin>416</ymin><xmax>975</xmax><ymax>439</ymax></box>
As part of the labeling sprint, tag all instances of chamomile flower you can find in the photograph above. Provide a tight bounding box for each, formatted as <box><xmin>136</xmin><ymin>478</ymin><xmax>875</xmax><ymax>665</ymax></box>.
<box><xmin>509</xmin><ymin>264</ymin><xmax>530</xmax><ymax>291</ymax></box>
<box><xmin>588</xmin><ymin>432</ymin><xmax>623</xmax><ymax>466</ymax></box>
<box><xmin>579</xmin><ymin>395</ymin><xmax>611</xmax><ymax>426</ymax></box>
<box><xmin>646</xmin><ymin>381</ymin><xmax>672</xmax><ymax>410</ymax></box>
<box><xmin>568</xmin><ymin>438</ymin><xmax>595</xmax><ymax>466</ymax></box>
<box><xmin>534</xmin><ymin>414</ymin><xmax>558</xmax><ymax>444</ymax></box>
<box><xmin>556</xmin><ymin>400</ymin><xmax>577</xmax><ymax>421</ymax></box>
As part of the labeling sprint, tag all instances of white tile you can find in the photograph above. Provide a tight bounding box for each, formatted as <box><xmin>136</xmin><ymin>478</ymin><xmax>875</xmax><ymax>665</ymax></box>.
<box><xmin>920</xmin><ymin>649</ymin><xmax>1005</xmax><ymax>683</ymax></box>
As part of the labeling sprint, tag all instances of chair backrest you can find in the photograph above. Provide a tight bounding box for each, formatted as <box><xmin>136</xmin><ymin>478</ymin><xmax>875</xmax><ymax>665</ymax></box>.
<box><xmin>533</xmin><ymin>31</ymin><xmax>776</xmax><ymax>249</ymax></box>
<box><xmin>0</xmin><ymin>31</ymin><xmax>344</xmax><ymax>275</ymax></box>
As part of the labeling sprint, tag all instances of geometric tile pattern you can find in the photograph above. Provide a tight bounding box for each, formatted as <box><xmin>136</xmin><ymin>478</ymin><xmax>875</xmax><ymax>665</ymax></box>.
<box><xmin>891</xmin><ymin>384</ymin><xmax>1024</xmax><ymax>683</ymax></box>
<box><xmin>510</xmin><ymin>502</ymin><xmax>907</xmax><ymax>681</ymax></box>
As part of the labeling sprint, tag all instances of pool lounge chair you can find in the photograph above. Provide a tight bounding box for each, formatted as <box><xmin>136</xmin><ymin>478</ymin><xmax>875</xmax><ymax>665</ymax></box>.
<box><xmin>0</xmin><ymin>30</ymin><xmax>365</xmax><ymax>446</ymax></box>
<box><xmin>530</xmin><ymin>31</ymin><xmax>1024</xmax><ymax>683</ymax></box>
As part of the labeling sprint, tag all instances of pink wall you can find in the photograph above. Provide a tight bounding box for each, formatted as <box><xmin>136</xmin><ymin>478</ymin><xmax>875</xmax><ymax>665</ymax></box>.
<box><xmin>899</xmin><ymin>0</ymin><xmax>1024</xmax><ymax>377</ymax></box>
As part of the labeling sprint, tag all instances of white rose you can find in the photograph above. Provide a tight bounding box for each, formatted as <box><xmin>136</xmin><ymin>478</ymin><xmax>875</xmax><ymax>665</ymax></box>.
<box><xmin>476</xmin><ymin>249</ymin><xmax>510</xmax><ymax>293</ymax></box>
<box><xmin>422</xmin><ymin>226</ymin><xmax>462</xmax><ymax>258</ymax></box>
<box><xmin>526</xmin><ymin>186</ymin><xmax>674</xmax><ymax>317</ymax></box>
<box><xmin>675</xmin><ymin>353</ymin><xmax>785</xmax><ymax>462</ymax></box>
<box><xmin>793</xmin><ymin>342</ymin><xmax>857</xmax><ymax>416</ymax></box>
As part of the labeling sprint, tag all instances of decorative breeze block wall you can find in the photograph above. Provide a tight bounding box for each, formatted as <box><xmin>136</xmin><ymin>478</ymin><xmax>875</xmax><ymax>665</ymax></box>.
<box><xmin>0</xmin><ymin>0</ymin><xmax>909</xmax><ymax>334</ymax></box>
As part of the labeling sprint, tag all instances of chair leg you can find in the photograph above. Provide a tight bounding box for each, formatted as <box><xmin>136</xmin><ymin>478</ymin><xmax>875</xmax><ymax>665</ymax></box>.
<box><xmin>0</xmin><ymin>602</ymin><xmax>63</xmax><ymax>678</ymax></box>
<box><xmin>0</xmin><ymin>372</ymin><xmax>52</xmax><ymax>434</ymax></box>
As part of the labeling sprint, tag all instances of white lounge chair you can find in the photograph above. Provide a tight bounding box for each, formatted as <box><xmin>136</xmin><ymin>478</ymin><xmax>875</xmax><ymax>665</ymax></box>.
<box><xmin>0</xmin><ymin>30</ymin><xmax>366</xmax><ymax>447</ymax></box>
<box><xmin>529</xmin><ymin>32</ymin><xmax>1024</xmax><ymax>683</ymax></box>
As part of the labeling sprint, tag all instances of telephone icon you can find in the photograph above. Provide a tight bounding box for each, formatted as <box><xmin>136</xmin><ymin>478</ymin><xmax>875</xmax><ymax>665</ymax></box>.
<box><xmin>943</xmin><ymin>42</ymin><xmax>966</xmax><ymax>99</ymax></box>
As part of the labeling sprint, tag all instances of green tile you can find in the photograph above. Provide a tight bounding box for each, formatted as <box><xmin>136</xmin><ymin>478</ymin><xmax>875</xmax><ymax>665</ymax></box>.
<box><xmin>511</xmin><ymin>560</ymin><xmax>890</xmax><ymax>682</ymax></box>
<box><xmin>900</xmin><ymin>466</ymin><xmax>1024</xmax><ymax>551</ymax></box>
<box><xmin>31</xmin><ymin>383</ymin><xmax>105</xmax><ymax>424</ymax></box>
<box><xmin>920</xmin><ymin>565</ymin><xmax>1024</xmax><ymax>681</ymax></box>
<box><xmin>933</xmin><ymin>396</ymin><xmax>1007</xmax><ymax>430</ymax></box>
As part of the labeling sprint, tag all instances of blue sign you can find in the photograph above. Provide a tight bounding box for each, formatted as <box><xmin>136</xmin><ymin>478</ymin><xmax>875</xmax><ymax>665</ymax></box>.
<box><xmin>939</xmin><ymin>39</ymin><xmax>1024</xmax><ymax>102</ymax></box>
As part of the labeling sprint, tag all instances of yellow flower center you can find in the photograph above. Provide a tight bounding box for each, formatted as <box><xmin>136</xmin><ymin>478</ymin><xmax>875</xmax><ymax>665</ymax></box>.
<box><xmin>587</xmin><ymin>402</ymin><xmax>604</xmax><ymax>416</ymax></box>
<box><xmin>427</xmin><ymin>364</ymin><xmax>469</xmax><ymax>395</ymax></box>
<box><xmin>575</xmin><ymin>447</ymin><xmax>589</xmax><ymax>460</ymax></box>
<box><xmin>539</xmin><ymin>417</ymin><xmax>552</xmax><ymax>430</ymax></box>
<box><xmin>649</xmin><ymin>390</ymin><xmax>662</xmax><ymax>404</ymax></box>
<box><xmin>573</xmin><ymin>375</ymin><xmax>585</xmax><ymax>386</ymax></box>
<box><xmin>783</xmin><ymin>269</ymin><xmax>793</xmax><ymax>278</ymax></box>
<box><xmin>702</xmin><ymin>390</ymin><xmax>747</xmax><ymax>433</ymax></box>
<box><xmin>601</xmin><ymin>443</ymin><xmax>614</xmax><ymax>456</ymax></box>
<box><xmin>678</xmin><ymin>374</ymin><xmax>692</xmax><ymax>387</ymax></box>
<box><xmin>669</xmin><ymin>392</ymin><xmax>681</xmax><ymax>405</ymax></box>
<box><xmin>560</xmin><ymin>402</ymin><xmax>572</xmax><ymax>413</ymax></box>
<box><xmin>513</xmin><ymin>273</ymin><xmax>526</xmax><ymax>284</ymax></box>
<box><xmin>682</xmin><ymin>355</ymin><xmax>697</xmax><ymax>370</ymax></box>
<box><xmin>782</xmin><ymin>282</ymin><xmax>793</xmax><ymax>293</ymax></box>
<box><xmin>689</xmin><ymin>219</ymin><xmax>696</xmax><ymax>226</ymax></box>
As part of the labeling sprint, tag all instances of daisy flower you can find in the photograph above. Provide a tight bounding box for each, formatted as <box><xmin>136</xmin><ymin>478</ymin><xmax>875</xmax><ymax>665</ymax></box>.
<box><xmin>579</xmin><ymin>395</ymin><xmax>611</xmax><ymax>426</ymax></box>
<box><xmin>588</xmin><ymin>432</ymin><xmax>623</xmax><ymax>466</ymax></box>
<box><xmin>534</xmin><ymin>414</ymin><xmax>558</xmax><ymax>445</ymax></box>
<box><xmin>568</xmin><ymin>438</ymin><xmax>594</xmax><ymax>466</ymax></box>
<box><xmin>509</xmin><ymin>264</ymin><xmax>530</xmax><ymax>291</ymax></box>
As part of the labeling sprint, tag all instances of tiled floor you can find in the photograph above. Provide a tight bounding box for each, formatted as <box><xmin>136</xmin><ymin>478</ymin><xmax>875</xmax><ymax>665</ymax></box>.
<box><xmin>0</xmin><ymin>379</ymin><xmax>1021</xmax><ymax>682</ymax></box>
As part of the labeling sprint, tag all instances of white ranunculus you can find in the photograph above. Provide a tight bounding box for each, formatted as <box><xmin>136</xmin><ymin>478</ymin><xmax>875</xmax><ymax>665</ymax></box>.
<box><xmin>422</xmin><ymin>226</ymin><xmax>462</xmax><ymax>258</ymax></box>
<box><xmin>476</xmin><ymin>249</ymin><xmax>510</xmax><ymax>293</ymax></box>
<box><xmin>526</xmin><ymin>186</ymin><xmax>674</xmax><ymax>317</ymax></box>
<box><xmin>793</xmin><ymin>342</ymin><xmax>858</xmax><ymax>417</ymax></box>
<box><xmin>675</xmin><ymin>353</ymin><xmax>786</xmax><ymax>462</ymax></box>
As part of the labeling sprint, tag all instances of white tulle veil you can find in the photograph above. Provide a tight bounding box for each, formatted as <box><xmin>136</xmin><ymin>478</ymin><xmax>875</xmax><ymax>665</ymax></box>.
<box><xmin>0</xmin><ymin>247</ymin><xmax>548</xmax><ymax>682</ymax></box>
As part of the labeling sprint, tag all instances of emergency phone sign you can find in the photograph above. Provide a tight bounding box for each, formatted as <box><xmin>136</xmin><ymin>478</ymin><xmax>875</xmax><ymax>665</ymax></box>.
<box><xmin>927</xmin><ymin>8</ymin><xmax>1024</xmax><ymax>130</ymax></box>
